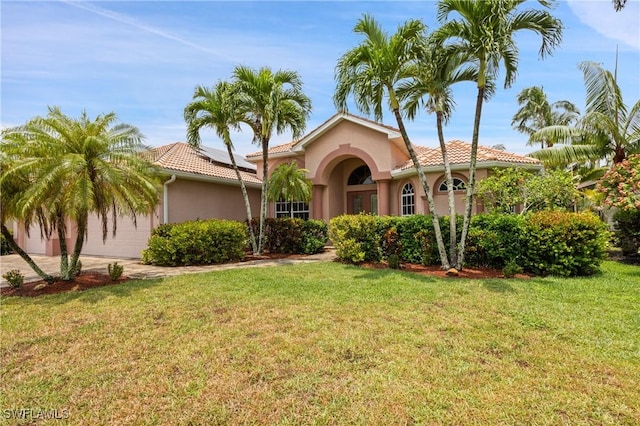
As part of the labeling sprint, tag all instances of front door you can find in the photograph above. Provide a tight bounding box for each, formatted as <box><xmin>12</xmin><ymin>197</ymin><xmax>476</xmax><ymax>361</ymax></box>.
<box><xmin>347</xmin><ymin>191</ymin><xmax>378</xmax><ymax>215</ymax></box>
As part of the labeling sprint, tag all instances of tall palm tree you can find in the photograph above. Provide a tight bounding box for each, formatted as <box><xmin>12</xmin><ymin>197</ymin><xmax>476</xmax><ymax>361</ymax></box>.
<box><xmin>530</xmin><ymin>61</ymin><xmax>640</xmax><ymax>167</ymax></box>
<box><xmin>231</xmin><ymin>65</ymin><xmax>312</xmax><ymax>255</ymax></box>
<box><xmin>512</xmin><ymin>86</ymin><xmax>580</xmax><ymax>149</ymax></box>
<box><xmin>184</xmin><ymin>81</ymin><xmax>259</xmax><ymax>254</ymax></box>
<box><xmin>334</xmin><ymin>14</ymin><xmax>452</xmax><ymax>270</ymax></box>
<box><xmin>399</xmin><ymin>39</ymin><xmax>489</xmax><ymax>269</ymax></box>
<box><xmin>267</xmin><ymin>162</ymin><xmax>313</xmax><ymax>218</ymax></box>
<box><xmin>1</xmin><ymin>107</ymin><xmax>160</xmax><ymax>280</ymax></box>
<box><xmin>434</xmin><ymin>0</ymin><xmax>563</xmax><ymax>270</ymax></box>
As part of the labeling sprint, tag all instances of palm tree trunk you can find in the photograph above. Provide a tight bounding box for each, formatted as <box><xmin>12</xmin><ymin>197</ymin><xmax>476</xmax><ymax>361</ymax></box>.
<box><xmin>456</xmin><ymin>85</ymin><xmax>485</xmax><ymax>270</ymax></box>
<box><xmin>68</xmin><ymin>215</ymin><xmax>87</xmax><ymax>279</ymax></box>
<box><xmin>436</xmin><ymin>110</ymin><xmax>458</xmax><ymax>268</ymax></box>
<box><xmin>226</xmin><ymin>144</ymin><xmax>258</xmax><ymax>254</ymax></box>
<box><xmin>56</xmin><ymin>214</ymin><xmax>72</xmax><ymax>280</ymax></box>
<box><xmin>392</xmin><ymin>108</ymin><xmax>450</xmax><ymax>270</ymax></box>
<box><xmin>258</xmin><ymin>139</ymin><xmax>269</xmax><ymax>255</ymax></box>
<box><xmin>290</xmin><ymin>200</ymin><xmax>294</xmax><ymax>218</ymax></box>
<box><xmin>1</xmin><ymin>224</ymin><xmax>55</xmax><ymax>284</ymax></box>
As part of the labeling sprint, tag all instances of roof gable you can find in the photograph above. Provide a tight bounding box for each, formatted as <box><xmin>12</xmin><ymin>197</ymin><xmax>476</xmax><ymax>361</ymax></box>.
<box><xmin>246</xmin><ymin>112</ymin><xmax>402</xmax><ymax>159</ymax></box>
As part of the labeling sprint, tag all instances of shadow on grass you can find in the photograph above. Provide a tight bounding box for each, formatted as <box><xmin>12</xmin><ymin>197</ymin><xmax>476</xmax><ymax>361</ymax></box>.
<box><xmin>15</xmin><ymin>278</ymin><xmax>166</xmax><ymax>306</ymax></box>
<box><xmin>482</xmin><ymin>279</ymin><xmax>516</xmax><ymax>293</ymax></box>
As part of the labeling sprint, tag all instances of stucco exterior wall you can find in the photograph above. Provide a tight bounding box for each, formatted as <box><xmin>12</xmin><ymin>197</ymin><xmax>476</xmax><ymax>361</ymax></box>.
<box><xmin>163</xmin><ymin>177</ymin><xmax>261</xmax><ymax>224</ymax></box>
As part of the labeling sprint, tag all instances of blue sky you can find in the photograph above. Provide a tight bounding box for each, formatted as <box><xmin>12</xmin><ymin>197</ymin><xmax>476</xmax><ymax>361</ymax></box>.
<box><xmin>2</xmin><ymin>0</ymin><xmax>639</xmax><ymax>157</ymax></box>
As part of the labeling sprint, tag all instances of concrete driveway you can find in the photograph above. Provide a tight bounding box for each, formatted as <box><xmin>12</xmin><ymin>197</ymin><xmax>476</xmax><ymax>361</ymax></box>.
<box><xmin>0</xmin><ymin>250</ymin><xmax>336</xmax><ymax>287</ymax></box>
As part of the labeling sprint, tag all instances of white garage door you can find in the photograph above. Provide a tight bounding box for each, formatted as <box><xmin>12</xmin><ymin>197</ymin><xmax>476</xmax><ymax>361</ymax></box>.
<box><xmin>82</xmin><ymin>214</ymin><xmax>153</xmax><ymax>258</ymax></box>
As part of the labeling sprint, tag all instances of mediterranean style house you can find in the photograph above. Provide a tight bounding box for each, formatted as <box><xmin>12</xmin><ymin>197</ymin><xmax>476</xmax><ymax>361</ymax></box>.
<box><xmin>12</xmin><ymin>112</ymin><xmax>541</xmax><ymax>258</ymax></box>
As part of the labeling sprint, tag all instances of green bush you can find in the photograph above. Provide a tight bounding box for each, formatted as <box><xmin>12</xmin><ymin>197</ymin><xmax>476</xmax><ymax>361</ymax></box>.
<box><xmin>522</xmin><ymin>211</ymin><xmax>610</xmax><ymax>276</ymax></box>
<box><xmin>2</xmin><ymin>269</ymin><xmax>24</xmax><ymax>288</ymax></box>
<box><xmin>142</xmin><ymin>219</ymin><xmax>247</xmax><ymax>266</ymax></box>
<box><xmin>108</xmin><ymin>262</ymin><xmax>124</xmax><ymax>281</ymax></box>
<box><xmin>466</xmin><ymin>214</ymin><xmax>527</xmax><ymax>268</ymax></box>
<box><xmin>264</xmin><ymin>217</ymin><xmax>304</xmax><ymax>254</ymax></box>
<box><xmin>612</xmin><ymin>208</ymin><xmax>640</xmax><ymax>259</ymax></box>
<box><xmin>329</xmin><ymin>214</ymin><xmax>383</xmax><ymax>262</ymax></box>
<box><xmin>301</xmin><ymin>219</ymin><xmax>329</xmax><ymax>254</ymax></box>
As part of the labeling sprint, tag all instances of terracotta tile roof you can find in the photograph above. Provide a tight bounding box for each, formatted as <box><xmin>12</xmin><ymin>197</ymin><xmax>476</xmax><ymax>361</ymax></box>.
<box><xmin>399</xmin><ymin>140</ymin><xmax>540</xmax><ymax>170</ymax></box>
<box><xmin>145</xmin><ymin>142</ymin><xmax>262</xmax><ymax>184</ymax></box>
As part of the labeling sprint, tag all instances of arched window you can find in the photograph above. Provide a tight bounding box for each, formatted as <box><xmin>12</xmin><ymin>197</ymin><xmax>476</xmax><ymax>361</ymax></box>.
<box><xmin>438</xmin><ymin>177</ymin><xmax>466</xmax><ymax>192</ymax></box>
<box><xmin>401</xmin><ymin>182</ymin><xmax>415</xmax><ymax>216</ymax></box>
<box><xmin>348</xmin><ymin>165</ymin><xmax>374</xmax><ymax>185</ymax></box>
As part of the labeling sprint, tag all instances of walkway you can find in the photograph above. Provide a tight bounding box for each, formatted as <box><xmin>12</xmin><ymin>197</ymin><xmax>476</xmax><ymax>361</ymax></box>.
<box><xmin>0</xmin><ymin>249</ymin><xmax>336</xmax><ymax>287</ymax></box>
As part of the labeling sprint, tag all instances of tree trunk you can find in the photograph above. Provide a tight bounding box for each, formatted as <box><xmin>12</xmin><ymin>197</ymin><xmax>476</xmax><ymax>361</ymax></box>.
<box><xmin>257</xmin><ymin>138</ymin><xmax>270</xmax><ymax>255</ymax></box>
<box><xmin>68</xmin><ymin>214</ymin><xmax>87</xmax><ymax>280</ymax></box>
<box><xmin>1</xmin><ymin>224</ymin><xmax>55</xmax><ymax>284</ymax></box>
<box><xmin>456</xmin><ymin>85</ymin><xmax>485</xmax><ymax>270</ymax></box>
<box><xmin>392</xmin><ymin>108</ymin><xmax>450</xmax><ymax>270</ymax></box>
<box><xmin>226</xmin><ymin>143</ymin><xmax>258</xmax><ymax>254</ymax></box>
<box><xmin>56</xmin><ymin>214</ymin><xmax>73</xmax><ymax>281</ymax></box>
<box><xmin>436</xmin><ymin>110</ymin><xmax>458</xmax><ymax>268</ymax></box>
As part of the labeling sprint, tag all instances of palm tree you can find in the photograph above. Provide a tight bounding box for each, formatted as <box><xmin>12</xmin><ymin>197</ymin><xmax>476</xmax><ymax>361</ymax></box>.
<box><xmin>399</xmin><ymin>38</ymin><xmax>488</xmax><ymax>269</ymax></box>
<box><xmin>512</xmin><ymin>86</ymin><xmax>579</xmax><ymax>149</ymax></box>
<box><xmin>530</xmin><ymin>61</ymin><xmax>640</xmax><ymax>167</ymax></box>
<box><xmin>267</xmin><ymin>162</ymin><xmax>313</xmax><ymax>218</ymax></box>
<box><xmin>0</xmin><ymin>152</ymin><xmax>55</xmax><ymax>283</ymax></box>
<box><xmin>184</xmin><ymin>81</ymin><xmax>259</xmax><ymax>254</ymax></box>
<box><xmin>1</xmin><ymin>107</ymin><xmax>160</xmax><ymax>281</ymax></box>
<box><xmin>334</xmin><ymin>14</ymin><xmax>452</xmax><ymax>270</ymax></box>
<box><xmin>231</xmin><ymin>65</ymin><xmax>312</xmax><ymax>255</ymax></box>
<box><xmin>434</xmin><ymin>0</ymin><xmax>563</xmax><ymax>270</ymax></box>
<box><xmin>613</xmin><ymin>0</ymin><xmax>628</xmax><ymax>11</ymax></box>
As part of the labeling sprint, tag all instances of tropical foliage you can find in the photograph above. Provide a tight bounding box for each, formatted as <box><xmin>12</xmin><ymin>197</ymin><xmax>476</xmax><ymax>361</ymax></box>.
<box><xmin>433</xmin><ymin>0</ymin><xmax>563</xmax><ymax>269</ymax></box>
<box><xmin>530</xmin><ymin>61</ymin><xmax>640</xmax><ymax>167</ymax></box>
<box><xmin>334</xmin><ymin>14</ymin><xmax>452</xmax><ymax>269</ymax></box>
<box><xmin>597</xmin><ymin>154</ymin><xmax>640</xmax><ymax>210</ymax></box>
<box><xmin>511</xmin><ymin>86</ymin><xmax>579</xmax><ymax>148</ymax></box>
<box><xmin>267</xmin><ymin>162</ymin><xmax>313</xmax><ymax>218</ymax></box>
<box><xmin>232</xmin><ymin>66</ymin><xmax>312</xmax><ymax>254</ymax></box>
<box><xmin>184</xmin><ymin>81</ymin><xmax>259</xmax><ymax>254</ymax></box>
<box><xmin>1</xmin><ymin>107</ymin><xmax>160</xmax><ymax>281</ymax></box>
<box><xmin>475</xmin><ymin>167</ymin><xmax>579</xmax><ymax>214</ymax></box>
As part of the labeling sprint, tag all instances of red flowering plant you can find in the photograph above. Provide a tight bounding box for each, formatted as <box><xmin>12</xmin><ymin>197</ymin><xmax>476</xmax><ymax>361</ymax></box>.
<box><xmin>596</xmin><ymin>155</ymin><xmax>640</xmax><ymax>211</ymax></box>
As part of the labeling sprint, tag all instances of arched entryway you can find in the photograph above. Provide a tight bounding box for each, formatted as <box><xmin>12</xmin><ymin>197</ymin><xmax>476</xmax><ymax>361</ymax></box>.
<box><xmin>310</xmin><ymin>144</ymin><xmax>391</xmax><ymax>221</ymax></box>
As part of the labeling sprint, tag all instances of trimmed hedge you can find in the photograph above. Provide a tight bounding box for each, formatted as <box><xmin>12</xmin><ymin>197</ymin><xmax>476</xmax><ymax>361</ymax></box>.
<box><xmin>142</xmin><ymin>219</ymin><xmax>248</xmax><ymax>266</ymax></box>
<box><xmin>329</xmin><ymin>212</ymin><xmax>610</xmax><ymax>276</ymax></box>
<box><xmin>250</xmin><ymin>217</ymin><xmax>329</xmax><ymax>255</ymax></box>
<box><xmin>522</xmin><ymin>211</ymin><xmax>610</xmax><ymax>276</ymax></box>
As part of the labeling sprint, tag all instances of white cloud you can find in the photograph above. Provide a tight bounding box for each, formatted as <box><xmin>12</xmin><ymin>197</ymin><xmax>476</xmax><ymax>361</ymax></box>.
<box><xmin>567</xmin><ymin>0</ymin><xmax>640</xmax><ymax>50</ymax></box>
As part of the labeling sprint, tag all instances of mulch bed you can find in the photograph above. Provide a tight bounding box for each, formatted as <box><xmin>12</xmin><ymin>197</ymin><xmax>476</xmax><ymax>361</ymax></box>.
<box><xmin>2</xmin><ymin>254</ymin><xmax>529</xmax><ymax>298</ymax></box>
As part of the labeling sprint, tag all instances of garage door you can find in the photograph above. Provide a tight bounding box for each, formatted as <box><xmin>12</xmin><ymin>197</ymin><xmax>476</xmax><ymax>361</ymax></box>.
<box><xmin>82</xmin><ymin>214</ymin><xmax>153</xmax><ymax>258</ymax></box>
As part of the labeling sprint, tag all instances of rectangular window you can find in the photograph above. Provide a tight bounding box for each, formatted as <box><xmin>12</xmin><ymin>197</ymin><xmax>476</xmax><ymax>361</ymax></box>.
<box><xmin>275</xmin><ymin>200</ymin><xmax>309</xmax><ymax>220</ymax></box>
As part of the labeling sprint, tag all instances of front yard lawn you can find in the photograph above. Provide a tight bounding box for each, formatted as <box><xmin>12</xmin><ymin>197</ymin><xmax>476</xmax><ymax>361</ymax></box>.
<box><xmin>1</xmin><ymin>261</ymin><xmax>638</xmax><ymax>424</ymax></box>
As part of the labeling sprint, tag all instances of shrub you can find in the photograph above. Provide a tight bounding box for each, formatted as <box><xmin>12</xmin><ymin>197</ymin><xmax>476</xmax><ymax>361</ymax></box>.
<box><xmin>142</xmin><ymin>219</ymin><xmax>247</xmax><ymax>266</ymax></box>
<box><xmin>466</xmin><ymin>214</ymin><xmax>527</xmax><ymax>268</ymax></box>
<box><xmin>329</xmin><ymin>214</ymin><xmax>383</xmax><ymax>262</ymax></box>
<box><xmin>383</xmin><ymin>227</ymin><xmax>402</xmax><ymax>269</ymax></box>
<box><xmin>522</xmin><ymin>211</ymin><xmax>610</xmax><ymax>276</ymax></box>
<box><xmin>108</xmin><ymin>262</ymin><xmax>124</xmax><ymax>281</ymax></box>
<box><xmin>612</xmin><ymin>208</ymin><xmax>640</xmax><ymax>259</ymax></box>
<box><xmin>301</xmin><ymin>220</ymin><xmax>329</xmax><ymax>254</ymax></box>
<box><xmin>264</xmin><ymin>217</ymin><xmax>305</xmax><ymax>254</ymax></box>
<box><xmin>3</xmin><ymin>269</ymin><xmax>24</xmax><ymax>288</ymax></box>
<box><xmin>396</xmin><ymin>215</ymin><xmax>461</xmax><ymax>266</ymax></box>
<box><xmin>502</xmin><ymin>259</ymin><xmax>523</xmax><ymax>278</ymax></box>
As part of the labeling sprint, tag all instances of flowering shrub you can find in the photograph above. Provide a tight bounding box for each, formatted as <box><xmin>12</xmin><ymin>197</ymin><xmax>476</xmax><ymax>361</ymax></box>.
<box><xmin>597</xmin><ymin>155</ymin><xmax>640</xmax><ymax>211</ymax></box>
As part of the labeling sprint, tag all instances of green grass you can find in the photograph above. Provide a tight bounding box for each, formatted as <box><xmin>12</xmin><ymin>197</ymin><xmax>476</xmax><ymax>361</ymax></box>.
<box><xmin>1</xmin><ymin>261</ymin><xmax>639</xmax><ymax>425</ymax></box>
